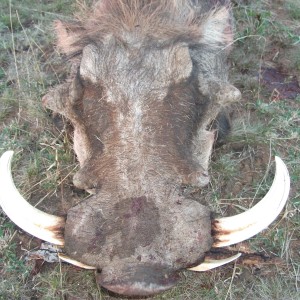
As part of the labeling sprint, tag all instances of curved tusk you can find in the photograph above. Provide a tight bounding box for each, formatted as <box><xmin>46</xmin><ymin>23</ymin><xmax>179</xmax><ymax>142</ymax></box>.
<box><xmin>212</xmin><ymin>156</ymin><xmax>290</xmax><ymax>247</ymax></box>
<box><xmin>188</xmin><ymin>253</ymin><xmax>241</xmax><ymax>272</ymax></box>
<box><xmin>58</xmin><ymin>253</ymin><xmax>96</xmax><ymax>269</ymax></box>
<box><xmin>0</xmin><ymin>151</ymin><xmax>65</xmax><ymax>245</ymax></box>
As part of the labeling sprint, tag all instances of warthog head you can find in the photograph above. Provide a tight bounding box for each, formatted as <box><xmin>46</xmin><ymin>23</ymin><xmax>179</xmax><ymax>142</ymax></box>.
<box><xmin>0</xmin><ymin>0</ymin><xmax>290</xmax><ymax>296</ymax></box>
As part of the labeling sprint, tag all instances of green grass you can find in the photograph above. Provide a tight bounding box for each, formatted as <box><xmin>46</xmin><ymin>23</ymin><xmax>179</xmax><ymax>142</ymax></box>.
<box><xmin>286</xmin><ymin>0</ymin><xmax>300</xmax><ymax>20</ymax></box>
<box><xmin>0</xmin><ymin>0</ymin><xmax>299</xmax><ymax>299</ymax></box>
<box><xmin>0</xmin><ymin>2</ymin><xmax>79</xmax><ymax>298</ymax></box>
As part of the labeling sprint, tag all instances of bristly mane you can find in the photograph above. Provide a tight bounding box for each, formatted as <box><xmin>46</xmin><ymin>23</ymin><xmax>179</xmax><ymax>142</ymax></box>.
<box><xmin>55</xmin><ymin>0</ymin><xmax>232</xmax><ymax>57</ymax></box>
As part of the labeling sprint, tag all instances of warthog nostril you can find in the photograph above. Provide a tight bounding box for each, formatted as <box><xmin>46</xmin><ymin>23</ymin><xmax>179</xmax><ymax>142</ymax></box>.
<box><xmin>97</xmin><ymin>264</ymin><xmax>180</xmax><ymax>296</ymax></box>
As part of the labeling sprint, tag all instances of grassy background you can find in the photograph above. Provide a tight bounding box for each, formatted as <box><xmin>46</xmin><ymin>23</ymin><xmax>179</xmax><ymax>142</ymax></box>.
<box><xmin>0</xmin><ymin>0</ymin><xmax>299</xmax><ymax>299</ymax></box>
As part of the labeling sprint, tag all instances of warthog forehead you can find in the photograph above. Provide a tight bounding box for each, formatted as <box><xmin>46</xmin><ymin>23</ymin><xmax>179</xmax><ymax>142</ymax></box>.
<box><xmin>80</xmin><ymin>41</ymin><xmax>193</xmax><ymax>88</ymax></box>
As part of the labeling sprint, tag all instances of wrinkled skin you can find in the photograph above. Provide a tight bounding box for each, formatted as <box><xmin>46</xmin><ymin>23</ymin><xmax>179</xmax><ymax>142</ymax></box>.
<box><xmin>43</xmin><ymin>0</ymin><xmax>241</xmax><ymax>296</ymax></box>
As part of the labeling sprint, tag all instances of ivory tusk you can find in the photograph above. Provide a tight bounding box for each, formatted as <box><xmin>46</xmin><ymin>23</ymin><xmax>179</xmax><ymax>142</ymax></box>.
<box><xmin>0</xmin><ymin>151</ymin><xmax>65</xmax><ymax>245</ymax></box>
<box><xmin>188</xmin><ymin>253</ymin><xmax>241</xmax><ymax>272</ymax></box>
<box><xmin>212</xmin><ymin>156</ymin><xmax>290</xmax><ymax>247</ymax></box>
<box><xmin>58</xmin><ymin>253</ymin><xmax>96</xmax><ymax>269</ymax></box>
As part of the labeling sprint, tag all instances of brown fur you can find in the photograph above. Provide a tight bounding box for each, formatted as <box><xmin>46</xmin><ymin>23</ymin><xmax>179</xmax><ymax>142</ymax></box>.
<box><xmin>43</xmin><ymin>0</ymin><xmax>240</xmax><ymax>296</ymax></box>
<box><xmin>55</xmin><ymin>0</ymin><xmax>232</xmax><ymax>56</ymax></box>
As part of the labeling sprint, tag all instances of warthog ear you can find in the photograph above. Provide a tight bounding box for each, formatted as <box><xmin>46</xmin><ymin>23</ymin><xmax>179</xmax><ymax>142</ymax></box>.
<box><xmin>200</xmin><ymin>6</ymin><xmax>233</xmax><ymax>49</ymax></box>
<box><xmin>54</xmin><ymin>20</ymin><xmax>86</xmax><ymax>55</ymax></box>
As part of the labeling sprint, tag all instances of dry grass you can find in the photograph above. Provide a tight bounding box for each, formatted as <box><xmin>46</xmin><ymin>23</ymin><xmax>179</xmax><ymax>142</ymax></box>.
<box><xmin>0</xmin><ymin>1</ymin><xmax>299</xmax><ymax>299</ymax></box>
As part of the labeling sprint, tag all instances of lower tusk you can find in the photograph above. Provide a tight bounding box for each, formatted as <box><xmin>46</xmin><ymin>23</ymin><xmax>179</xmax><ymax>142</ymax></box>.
<box><xmin>188</xmin><ymin>253</ymin><xmax>241</xmax><ymax>272</ymax></box>
<box><xmin>58</xmin><ymin>253</ymin><xmax>96</xmax><ymax>269</ymax></box>
<box><xmin>212</xmin><ymin>156</ymin><xmax>290</xmax><ymax>247</ymax></box>
<box><xmin>0</xmin><ymin>151</ymin><xmax>65</xmax><ymax>245</ymax></box>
